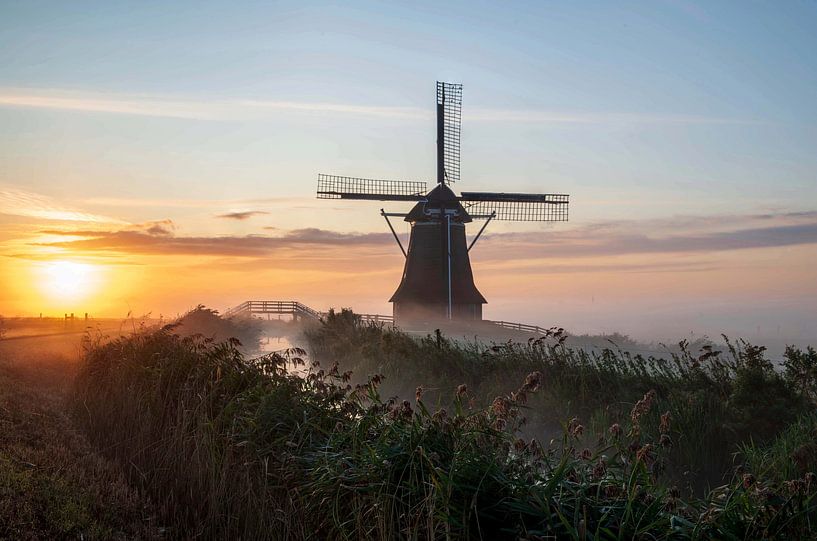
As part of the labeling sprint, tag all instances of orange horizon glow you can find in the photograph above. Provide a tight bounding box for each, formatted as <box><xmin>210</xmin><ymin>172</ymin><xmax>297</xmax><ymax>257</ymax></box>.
<box><xmin>1</xmin><ymin>232</ymin><xmax>815</xmax><ymax>345</ymax></box>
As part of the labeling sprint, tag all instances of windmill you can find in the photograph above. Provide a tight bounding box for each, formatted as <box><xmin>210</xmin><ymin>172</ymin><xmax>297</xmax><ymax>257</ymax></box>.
<box><xmin>317</xmin><ymin>82</ymin><xmax>569</xmax><ymax>326</ymax></box>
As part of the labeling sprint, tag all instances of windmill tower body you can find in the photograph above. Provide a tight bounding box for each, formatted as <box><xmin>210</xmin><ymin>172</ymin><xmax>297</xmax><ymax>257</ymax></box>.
<box><xmin>317</xmin><ymin>82</ymin><xmax>569</xmax><ymax>327</ymax></box>
<box><xmin>389</xmin><ymin>184</ymin><xmax>486</xmax><ymax>323</ymax></box>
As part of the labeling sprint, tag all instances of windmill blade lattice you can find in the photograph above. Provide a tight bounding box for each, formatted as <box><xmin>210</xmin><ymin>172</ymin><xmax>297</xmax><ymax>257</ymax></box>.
<box><xmin>437</xmin><ymin>82</ymin><xmax>462</xmax><ymax>184</ymax></box>
<box><xmin>317</xmin><ymin>174</ymin><xmax>428</xmax><ymax>201</ymax></box>
<box><xmin>460</xmin><ymin>192</ymin><xmax>569</xmax><ymax>221</ymax></box>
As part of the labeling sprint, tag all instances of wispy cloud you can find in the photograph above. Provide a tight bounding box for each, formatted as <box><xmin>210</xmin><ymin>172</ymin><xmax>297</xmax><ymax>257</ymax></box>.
<box><xmin>140</xmin><ymin>219</ymin><xmax>176</xmax><ymax>236</ymax></box>
<box><xmin>481</xmin><ymin>213</ymin><xmax>817</xmax><ymax>260</ymax></box>
<box><xmin>0</xmin><ymin>88</ymin><xmax>427</xmax><ymax>121</ymax></box>
<box><xmin>215</xmin><ymin>210</ymin><xmax>270</xmax><ymax>220</ymax></box>
<box><xmin>83</xmin><ymin>195</ymin><xmax>310</xmax><ymax>209</ymax></box>
<box><xmin>36</xmin><ymin>226</ymin><xmax>392</xmax><ymax>257</ymax></box>
<box><xmin>0</xmin><ymin>87</ymin><xmax>757</xmax><ymax>126</ymax></box>
<box><xmin>0</xmin><ymin>187</ymin><xmax>127</xmax><ymax>224</ymax></box>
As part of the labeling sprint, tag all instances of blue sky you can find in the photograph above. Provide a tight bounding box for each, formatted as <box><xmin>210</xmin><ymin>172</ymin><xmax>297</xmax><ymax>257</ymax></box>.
<box><xmin>1</xmin><ymin>1</ymin><xmax>816</xmax><ymax>343</ymax></box>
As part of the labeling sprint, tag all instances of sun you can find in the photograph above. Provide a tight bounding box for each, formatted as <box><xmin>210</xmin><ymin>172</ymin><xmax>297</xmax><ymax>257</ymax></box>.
<box><xmin>38</xmin><ymin>260</ymin><xmax>99</xmax><ymax>302</ymax></box>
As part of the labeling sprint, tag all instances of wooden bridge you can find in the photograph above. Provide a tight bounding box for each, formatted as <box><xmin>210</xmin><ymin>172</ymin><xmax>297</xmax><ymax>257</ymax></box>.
<box><xmin>224</xmin><ymin>300</ymin><xmax>394</xmax><ymax>325</ymax></box>
<box><xmin>484</xmin><ymin>320</ymin><xmax>553</xmax><ymax>335</ymax></box>
<box><xmin>224</xmin><ymin>300</ymin><xmax>552</xmax><ymax>335</ymax></box>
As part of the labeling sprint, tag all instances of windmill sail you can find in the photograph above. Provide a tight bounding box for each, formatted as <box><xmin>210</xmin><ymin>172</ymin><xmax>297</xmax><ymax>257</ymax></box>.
<box><xmin>459</xmin><ymin>191</ymin><xmax>569</xmax><ymax>221</ymax></box>
<box><xmin>437</xmin><ymin>82</ymin><xmax>462</xmax><ymax>185</ymax></box>
<box><xmin>317</xmin><ymin>174</ymin><xmax>427</xmax><ymax>201</ymax></box>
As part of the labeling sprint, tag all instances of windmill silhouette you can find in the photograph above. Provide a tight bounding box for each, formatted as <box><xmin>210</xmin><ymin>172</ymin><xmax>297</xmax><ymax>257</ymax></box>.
<box><xmin>318</xmin><ymin>82</ymin><xmax>569</xmax><ymax>325</ymax></box>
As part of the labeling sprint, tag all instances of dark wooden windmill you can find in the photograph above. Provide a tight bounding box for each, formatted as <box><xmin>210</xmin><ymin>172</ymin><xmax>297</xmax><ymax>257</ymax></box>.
<box><xmin>318</xmin><ymin>82</ymin><xmax>569</xmax><ymax>325</ymax></box>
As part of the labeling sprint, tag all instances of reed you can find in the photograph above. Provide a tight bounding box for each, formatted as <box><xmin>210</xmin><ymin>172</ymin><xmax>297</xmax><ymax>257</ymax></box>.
<box><xmin>69</xmin><ymin>314</ymin><xmax>817</xmax><ymax>539</ymax></box>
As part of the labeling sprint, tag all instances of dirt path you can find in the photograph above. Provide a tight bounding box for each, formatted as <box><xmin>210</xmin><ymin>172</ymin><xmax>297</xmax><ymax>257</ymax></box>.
<box><xmin>0</xmin><ymin>341</ymin><xmax>163</xmax><ymax>540</ymax></box>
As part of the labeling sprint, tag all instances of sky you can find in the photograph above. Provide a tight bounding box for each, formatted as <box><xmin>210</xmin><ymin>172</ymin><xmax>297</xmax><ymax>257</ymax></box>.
<box><xmin>1</xmin><ymin>1</ymin><xmax>816</xmax><ymax>345</ymax></box>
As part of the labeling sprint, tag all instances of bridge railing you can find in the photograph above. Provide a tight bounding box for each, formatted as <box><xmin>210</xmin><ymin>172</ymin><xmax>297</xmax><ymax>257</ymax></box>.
<box><xmin>357</xmin><ymin>313</ymin><xmax>394</xmax><ymax>325</ymax></box>
<box><xmin>228</xmin><ymin>301</ymin><xmax>545</xmax><ymax>334</ymax></box>
<box><xmin>293</xmin><ymin>302</ymin><xmax>323</xmax><ymax>319</ymax></box>
<box><xmin>226</xmin><ymin>301</ymin><xmax>325</xmax><ymax>319</ymax></box>
<box><xmin>223</xmin><ymin>301</ymin><xmax>252</xmax><ymax>317</ymax></box>
<box><xmin>225</xmin><ymin>300</ymin><xmax>395</xmax><ymax>326</ymax></box>
<box><xmin>485</xmin><ymin>320</ymin><xmax>551</xmax><ymax>335</ymax></box>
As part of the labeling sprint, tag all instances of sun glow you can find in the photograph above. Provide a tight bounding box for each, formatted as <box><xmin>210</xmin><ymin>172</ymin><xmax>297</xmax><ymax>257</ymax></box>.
<box><xmin>38</xmin><ymin>260</ymin><xmax>99</xmax><ymax>302</ymax></box>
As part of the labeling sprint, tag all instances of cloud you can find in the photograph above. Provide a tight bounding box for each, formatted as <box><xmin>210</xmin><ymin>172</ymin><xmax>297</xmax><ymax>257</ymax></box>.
<box><xmin>483</xmin><ymin>260</ymin><xmax>719</xmax><ymax>275</ymax></box>
<box><xmin>480</xmin><ymin>216</ymin><xmax>817</xmax><ymax>260</ymax></box>
<box><xmin>138</xmin><ymin>219</ymin><xmax>176</xmax><ymax>236</ymax></box>
<box><xmin>82</xmin><ymin>195</ymin><xmax>309</xmax><ymax>209</ymax></box>
<box><xmin>0</xmin><ymin>88</ymin><xmax>427</xmax><ymax>121</ymax></box>
<box><xmin>36</xmin><ymin>226</ymin><xmax>392</xmax><ymax>257</ymax></box>
<box><xmin>0</xmin><ymin>186</ymin><xmax>127</xmax><ymax>224</ymax></box>
<box><xmin>0</xmin><ymin>87</ymin><xmax>757</xmax><ymax>126</ymax></box>
<box><xmin>216</xmin><ymin>210</ymin><xmax>270</xmax><ymax>220</ymax></box>
<box><xmin>31</xmin><ymin>211</ymin><xmax>817</xmax><ymax>263</ymax></box>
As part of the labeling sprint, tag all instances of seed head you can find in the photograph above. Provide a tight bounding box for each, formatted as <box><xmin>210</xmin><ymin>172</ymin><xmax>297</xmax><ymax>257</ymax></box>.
<box><xmin>522</xmin><ymin>371</ymin><xmax>543</xmax><ymax>392</ymax></box>
<box><xmin>659</xmin><ymin>411</ymin><xmax>671</xmax><ymax>434</ymax></box>
<box><xmin>491</xmin><ymin>396</ymin><xmax>510</xmax><ymax>417</ymax></box>
<box><xmin>785</xmin><ymin>479</ymin><xmax>805</xmax><ymax>495</ymax></box>
<box><xmin>401</xmin><ymin>400</ymin><xmax>413</xmax><ymax>418</ymax></box>
<box><xmin>630</xmin><ymin>389</ymin><xmax>658</xmax><ymax>425</ymax></box>
<box><xmin>567</xmin><ymin>418</ymin><xmax>584</xmax><ymax>438</ymax></box>
<box><xmin>636</xmin><ymin>444</ymin><xmax>653</xmax><ymax>464</ymax></box>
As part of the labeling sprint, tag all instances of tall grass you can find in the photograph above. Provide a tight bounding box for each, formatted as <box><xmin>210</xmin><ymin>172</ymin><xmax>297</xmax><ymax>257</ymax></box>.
<box><xmin>70</xmin><ymin>316</ymin><xmax>817</xmax><ymax>539</ymax></box>
<box><xmin>305</xmin><ymin>311</ymin><xmax>811</xmax><ymax>491</ymax></box>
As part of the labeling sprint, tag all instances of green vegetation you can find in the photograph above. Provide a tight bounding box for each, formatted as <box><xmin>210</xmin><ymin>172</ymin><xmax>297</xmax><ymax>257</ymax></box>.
<box><xmin>65</xmin><ymin>311</ymin><xmax>816</xmax><ymax>539</ymax></box>
<box><xmin>306</xmin><ymin>310</ymin><xmax>814</xmax><ymax>491</ymax></box>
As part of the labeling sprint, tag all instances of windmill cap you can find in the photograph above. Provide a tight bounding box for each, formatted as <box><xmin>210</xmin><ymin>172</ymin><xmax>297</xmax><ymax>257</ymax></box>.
<box><xmin>405</xmin><ymin>183</ymin><xmax>472</xmax><ymax>223</ymax></box>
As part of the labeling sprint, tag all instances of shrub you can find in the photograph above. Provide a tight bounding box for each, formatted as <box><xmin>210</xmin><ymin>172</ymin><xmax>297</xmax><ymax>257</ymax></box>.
<box><xmin>784</xmin><ymin>346</ymin><xmax>817</xmax><ymax>403</ymax></box>
<box><xmin>173</xmin><ymin>304</ymin><xmax>261</xmax><ymax>352</ymax></box>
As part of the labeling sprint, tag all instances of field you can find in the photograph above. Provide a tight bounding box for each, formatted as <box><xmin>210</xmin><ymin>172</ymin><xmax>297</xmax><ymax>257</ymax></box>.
<box><xmin>1</xmin><ymin>309</ymin><xmax>816</xmax><ymax>539</ymax></box>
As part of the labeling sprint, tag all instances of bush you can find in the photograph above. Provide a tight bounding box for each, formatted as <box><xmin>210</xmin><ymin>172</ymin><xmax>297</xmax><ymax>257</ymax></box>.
<box><xmin>784</xmin><ymin>346</ymin><xmax>817</xmax><ymax>403</ymax></box>
<box><xmin>173</xmin><ymin>305</ymin><xmax>261</xmax><ymax>351</ymax></box>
